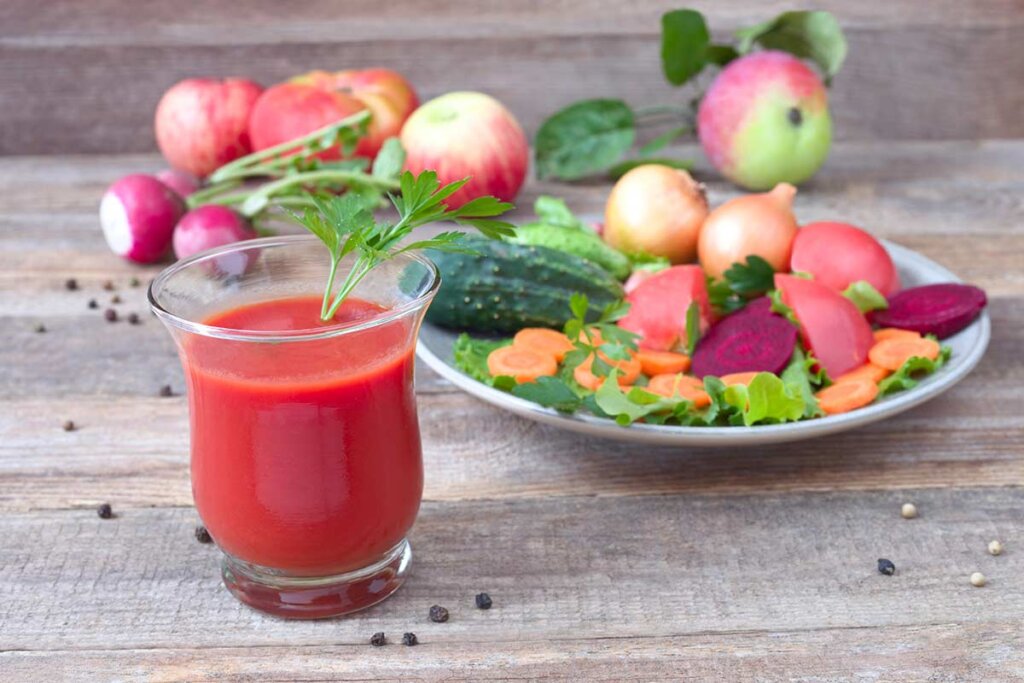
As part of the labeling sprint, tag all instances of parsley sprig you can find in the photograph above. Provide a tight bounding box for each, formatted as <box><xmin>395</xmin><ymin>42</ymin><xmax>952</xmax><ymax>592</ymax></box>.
<box><xmin>562</xmin><ymin>293</ymin><xmax>639</xmax><ymax>376</ymax></box>
<box><xmin>289</xmin><ymin>170</ymin><xmax>515</xmax><ymax>321</ymax></box>
<box><xmin>707</xmin><ymin>255</ymin><xmax>776</xmax><ymax>314</ymax></box>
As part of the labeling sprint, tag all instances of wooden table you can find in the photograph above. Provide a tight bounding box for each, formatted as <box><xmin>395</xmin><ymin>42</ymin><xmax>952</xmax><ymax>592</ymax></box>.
<box><xmin>1</xmin><ymin>141</ymin><xmax>1022</xmax><ymax>681</ymax></box>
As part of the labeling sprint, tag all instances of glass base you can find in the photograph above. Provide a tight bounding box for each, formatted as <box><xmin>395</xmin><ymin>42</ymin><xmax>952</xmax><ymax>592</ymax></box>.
<box><xmin>221</xmin><ymin>539</ymin><xmax>411</xmax><ymax>619</ymax></box>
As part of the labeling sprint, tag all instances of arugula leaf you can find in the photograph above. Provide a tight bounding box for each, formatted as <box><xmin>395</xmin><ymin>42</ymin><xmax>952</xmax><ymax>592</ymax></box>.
<box><xmin>511</xmin><ymin>376</ymin><xmax>584</xmax><ymax>412</ymax></box>
<box><xmin>534</xmin><ymin>99</ymin><xmax>637</xmax><ymax>180</ymax></box>
<box><xmin>780</xmin><ymin>348</ymin><xmax>825</xmax><ymax>418</ymax></box>
<box><xmin>723</xmin><ymin>372</ymin><xmax>806</xmax><ymax>426</ymax></box>
<box><xmin>661</xmin><ymin>9</ymin><xmax>711</xmax><ymax>86</ymax></box>
<box><xmin>608</xmin><ymin>157</ymin><xmax>694</xmax><ymax>179</ymax></box>
<box><xmin>685</xmin><ymin>301</ymin><xmax>701</xmax><ymax>356</ymax></box>
<box><xmin>843</xmin><ymin>280</ymin><xmax>889</xmax><ymax>313</ymax></box>
<box><xmin>735</xmin><ymin>11</ymin><xmax>847</xmax><ymax>84</ymax></box>
<box><xmin>452</xmin><ymin>333</ymin><xmax>512</xmax><ymax>385</ymax></box>
<box><xmin>878</xmin><ymin>345</ymin><xmax>952</xmax><ymax>396</ymax></box>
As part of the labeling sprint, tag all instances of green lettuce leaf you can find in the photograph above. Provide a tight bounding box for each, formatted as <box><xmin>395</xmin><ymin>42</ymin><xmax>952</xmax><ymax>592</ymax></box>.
<box><xmin>722</xmin><ymin>372</ymin><xmax>806</xmax><ymax>426</ymax></box>
<box><xmin>511</xmin><ymin>376</ymin><xmax>583</xmax><ymax>412</ymax></box>
<box><xmin>877</xmin><ymin>344</ymin><xmax>952</xmax><ymax>396</ymax></box>
<box><xmin>452</xmin><ymin>333</ymin><xmax>512</xmax><ymax>385</ymax></box>
<box><xmin>843</xmin><ymin>280</ymin><xmax>889</xmax><ymax>313</ymax></box>
<box><xmin>780</xmin><ymin>348</ymin><xmax>825</xmax><ymax>418</ymax></box>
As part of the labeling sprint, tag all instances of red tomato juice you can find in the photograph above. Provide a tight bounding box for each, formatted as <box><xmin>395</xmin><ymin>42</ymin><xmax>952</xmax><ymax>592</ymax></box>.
<box><xmin>184</xmin><ymin>295</ymin><xmax>423</xmax><ymax>576</ymax></box>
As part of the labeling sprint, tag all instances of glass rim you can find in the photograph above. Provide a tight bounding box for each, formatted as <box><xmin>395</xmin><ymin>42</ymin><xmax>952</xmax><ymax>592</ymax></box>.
<box><xmin>148</xmin><ymin>234</ymin><xmax>441</xmax><ymax>343</ymax></box>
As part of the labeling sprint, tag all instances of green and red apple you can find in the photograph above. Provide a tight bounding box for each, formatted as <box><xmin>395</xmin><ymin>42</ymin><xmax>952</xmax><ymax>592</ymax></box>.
<box><xmin>697</xmin><ymin>51</ymin><xmax>832</xmax><ymax>190</ymax></box>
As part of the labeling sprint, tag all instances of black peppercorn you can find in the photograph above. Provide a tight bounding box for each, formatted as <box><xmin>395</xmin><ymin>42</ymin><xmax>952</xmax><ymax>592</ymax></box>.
<box><xmin>104</xmin><ymin>308</ymin><xmax>118</xmax><ymax>322</ymax></box>
<box><xmin>194</xmin><ymin>525</ymin><xmax>213</xmax><ymax>544</ymax></box>
<box><xmin>97</xmin><ymin>503</ymin><xmax>113</xmax><ymax>519</ymax></box>
<box><xmin>111</xmin><ymin>294</ymin><xmax>122</xmax><ymax>304</ymax></box>
<box><xmin>34</xmin><ymin>323</ymin><xmax>46</xmax><ymax>333</ymax></box>
<box><xmin>88</xmin><ymin>299</ymin><xmax>98</xmax><ymax>309</ymax></box>
<box><xmin>429</xmin><ymin>605</ymin><xmax>449</xmax><ymax>623</ymax></box>
<box><xmin>402</xmin><ymin>632</ymin><xmax>418</xmax><ymax>646</ymax></box>
<box><xmin>129</xmin><ymin>277</ymin><xmax>141</xmax><ymax>288</ymax></box>
<box><xmin>877</xmin><ymin>558</ymin><xmax>896</xmax><ymax>576</ymax></box>
<box><xmin>62</xmin><ymin>420</ymin><xmax>76</xmax><ymax>432</ymax></box>
<box><xmin>65</xmin><ymin>278</ymin><xmax>78</xmax><ymax>291</ymax></box>
<box><xmin>370</xmin><ymin>632</ymin><xmax>386</xmax><ymax>647</ymax></box>
<box><xmin>475</xmin><ymin>592</ymin><xmax>492</xmax><ymax>609</ymax></box>
<box><xmin>127</xmin><ymin>313</ymin><xmax>140</xmax><ymax>325</ymax></box>
<box><xmin>159</xmin><ymin>384</ymin><xmax>173</xmax><ymax>397</ymax></box>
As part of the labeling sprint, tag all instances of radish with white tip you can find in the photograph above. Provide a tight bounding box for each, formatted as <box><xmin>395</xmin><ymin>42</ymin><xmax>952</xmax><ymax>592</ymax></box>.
<box><xmin>173</xmin><ymin>205</ymin><xmax>257</xmax><ymax>261</ymax></box>
<box><xmin>100</xmin><ymin>174</ymin><xmax>186</xmax><ymax>264</ymax></box>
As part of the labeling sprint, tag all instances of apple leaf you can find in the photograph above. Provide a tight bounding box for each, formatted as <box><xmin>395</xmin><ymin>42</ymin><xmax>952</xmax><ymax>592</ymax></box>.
<box><xmin>734</xmin><ymin>11</ymin><xmax>847</xmax><ymax>84</ymax></box>
<box><xmin>660</xmin><ymin>10</ymin><xmax>711</xmax><ymax>86</ymax></box>
<box><xmin>534</xmin><ymin>99</ymin><xmax>636</xmax><ymax>180</ymax></box>
<box><xmin>705</xmin><ymin>44</ymin><xmax>739</xmax><ymax>66</ymax></box>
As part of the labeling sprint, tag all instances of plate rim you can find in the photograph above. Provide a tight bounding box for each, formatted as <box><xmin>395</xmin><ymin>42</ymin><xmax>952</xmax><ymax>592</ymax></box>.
<box><xmin>415</xmin><ymin>240</ymin><xmax>991</xmax><ymax>446</ymax></box>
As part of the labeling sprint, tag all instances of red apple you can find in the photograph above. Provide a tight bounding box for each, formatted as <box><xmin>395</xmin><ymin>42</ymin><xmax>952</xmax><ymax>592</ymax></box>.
<box><xmin>248</xmin><ymin>68</ymin><xmax>418</xmax><ymax>159</ymax></box>
<box><xmin>400</xmin><ymin>92</ymin><xmax>528</xmax><ymax>209</ymax></box>
<box><xmin>155</xmin><ymin>78</ymin><xmax>263</xmax><ymax>178</ymax></box>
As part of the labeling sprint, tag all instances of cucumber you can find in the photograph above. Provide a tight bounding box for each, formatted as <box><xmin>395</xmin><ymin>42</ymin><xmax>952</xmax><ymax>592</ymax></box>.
<box><xmin>426</xmin><ymin>237</ymin><xmax>624</xmax><ymax>333</ymax></box>
<box><xmin>508</xmin><ymin>222</ymin><xmax>632</xmax><ymax>280</ymax></box>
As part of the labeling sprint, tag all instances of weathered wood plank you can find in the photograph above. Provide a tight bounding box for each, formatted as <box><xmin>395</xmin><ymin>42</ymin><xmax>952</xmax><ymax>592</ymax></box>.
<box><xmin>1</xmin><ymin>2</ymin><xmax>1023</xmax><ymax>153</ymax></box>
<box><xmin>0</xmin><ymin>489</ymin><xmax>1020</xmax><ymax>653</ymax></box>
<box><xmin>2</xmin><ymin>621</ymin><xmax>1021</xmax><ymax>682</ymax></box>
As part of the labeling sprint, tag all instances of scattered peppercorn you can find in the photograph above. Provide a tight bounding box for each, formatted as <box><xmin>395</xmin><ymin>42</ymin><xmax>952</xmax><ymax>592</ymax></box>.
<box><xmin>370</xmin><ymin>632</ymin><xmax>386</xmax><ymax>647</ymax></box>
<box><xmin>159</xmin><ymin>384</ymin><xmax>174</xmax><ymax>397</ymax></box>
<box><xmin>97</xmin><ymin>503</ymin><xmax>113</xmax><ymax>519</ymax></box>
<box><xmin>64</xmin><ymin>278</ymin><xmax>79</xmax><ymax>291</ymax></box>
<box><xmin>475</xmin><ymin>592</ymin><xmax>493</xmax><ymax>609</ymax></box>
<box><xmin>127</xmin><ymin>313</ymin><xmax>140</xmax><ymax>325</ymax></box>
<box><xmin>877</xmin><ymin>558</ymin><xmax>896</xmax><ymax>576</ymax></box>
<box><xmin>901</xmin><ymin>502</ymin><xmax>918</xmax><ymax>519</ymax></box>
<box><xmin>988</xmin><ymin>540</ymin><xmax>1004</xmax><ymax>556</ymax></box>
<box><xmin>970</xmin><ymin>572</ymin><xmax>987</xmax><ymax>587</ymax></box>
<box><xmin>194</xmin><ymin>525</ymin><xmax>213</xmax><ymax>544</ymax></box>
<box><xmin>102</xmin><ymin>280</ymin><xmax>115</xmax><ymax>291</ymax></box>
<box><xmin>429</xmin><ymin>605</ymin><xmax>449</xmax><ymax>623</ymax></box>
<box><xmin>88</xmin><ymin>299</ymin><xmax>98</xmax><ymax>309</ymax></box>
<box><xmin>111</xmin><ymin>294</ymin><xmax>122</xmax><ymax>304</ymax></box>
<box><xmin>402</xmin><ymin>632</ymin><xmax>418</xmax><ymax>646</ymax></box>
<box><xmin>104</xmin><ymin>308</ymin><xmax>118</xmax><ymax>322</ymax></box>
<box><xmin>129</xmin><ymin>277</ymin><xmax>141</xmax><ymax>288</ymax></box>
<box><xmin>62</xmin><ymin>420</ymin><xmax>76</xmax><ymax>432</ymax></box>
<box><xmin>34</xmin><ymin>323</ymin><xmax>46</xmax><ymax>333</ymax></box>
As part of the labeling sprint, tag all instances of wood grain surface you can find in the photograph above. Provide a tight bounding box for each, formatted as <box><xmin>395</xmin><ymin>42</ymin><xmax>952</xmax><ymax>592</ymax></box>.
<box><xmin>2</xmin><ymin>1</ymin><xmax>1024</xmax><ymax>155</ymax></box>
<box><xmin>0</xmin><ymin>139</ymin><xmax>1022</xmax><ymax>680</ymax></box>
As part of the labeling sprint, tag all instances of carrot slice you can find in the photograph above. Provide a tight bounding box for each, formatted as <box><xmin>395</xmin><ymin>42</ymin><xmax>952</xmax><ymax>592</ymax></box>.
<box><xmin>487</xmin><ymin>346</ymin><xmax>557</xmax><ymax>384</ymax></box>
<box><xmin>646</xmin><ymin>374</ymin><xmax>711</xmax><ymax>408</ymax></box>
<box><xmin>835</xmin><ymin>363</ymin><xmax>891</xmax><ymax>385</ymax></box>
<box><xmin>636</xmin><ymin>349</ymin><xmax>691</xmax><ymax>376</ymax></box>
<box><xmin>873</xmin><ymin>328</ymin><xmax>922</xmax><ymax>343</ymax></box>
<box><xmin>513</xmin><ymin>328</ymin><xmax>575</xmax><ymax>362</ymax></box>
<box><xmin>573</xmin><ymin>353</ymin><xmax>641</xmax><ymax>391</ymax></box>
<box><xmin>718</xmin><ymin>371</ymin><xmax>760</xmax><ymax>387</ymax></box>
<box><xmin>868</xmin><ymin>337</ymin><xmax>941</xmax><ymax>371</ymax></box>
<box><xmin>815</xmin><ymin>378</ymin><xmax>880</xmax><ymax>415</ymax></box>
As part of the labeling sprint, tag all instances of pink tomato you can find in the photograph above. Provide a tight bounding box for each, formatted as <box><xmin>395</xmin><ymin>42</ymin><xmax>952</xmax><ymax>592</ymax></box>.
<box><xmin>790</xmin><ymin>221</ymin><xmax>900</xmax><ymax>295</ymax></box>
<box><xmin>619</xmin><ymin>265</ymin><xmax>712</xmax><ymax>351</ymax></box>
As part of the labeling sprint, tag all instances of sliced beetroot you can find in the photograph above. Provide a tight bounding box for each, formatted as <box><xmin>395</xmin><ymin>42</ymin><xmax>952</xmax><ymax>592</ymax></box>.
<box><xmin>870</xmin><ymin>283</ymin><xmax>986</xmax><ymax>339</ymax></box>
<box><xmin>692</xmin><ymin>309</ymin><xmax>798</xmax><ymax>378</ymax></box>
<box><xmin>733</xmin><ymin>296</ymin><xmax>773</xmax><ymax>318</ymax></box>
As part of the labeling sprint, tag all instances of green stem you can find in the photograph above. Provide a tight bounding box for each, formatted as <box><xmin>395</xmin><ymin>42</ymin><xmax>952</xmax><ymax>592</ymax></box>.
<box><xmin>207</xmin><ymin>110</ymin><xmax>372</xmax><ymax>184</ymax></box>
<box><xmin>321</xmin><ymin>257</ymin><xmax>341</xmax><ymax>320</ymax></box>
<box><xmin>249</xmin><ymin>169</ymin><xmax>399</xmax><ymax>204</ymax></box>
<box><xmin>186</xmin><ymin>179</ymin><xmax>243</xmax><ymax>208</ymax></box>
<box><xmin>634</xmin><ymin>104</ymin><xmax>690</xmax><ymax>119</ymax></box>
<box><xmin>324</xmin><ymin>258</ymin><xmax>374</xmax><ymax>320</ymax></box>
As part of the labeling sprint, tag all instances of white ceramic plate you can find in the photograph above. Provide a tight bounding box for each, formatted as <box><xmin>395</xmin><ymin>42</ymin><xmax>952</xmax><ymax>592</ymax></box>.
<box><xmin>416</xmin><ymin>240</ymin><xmax>990</xmax><ymax>446</ymax></box>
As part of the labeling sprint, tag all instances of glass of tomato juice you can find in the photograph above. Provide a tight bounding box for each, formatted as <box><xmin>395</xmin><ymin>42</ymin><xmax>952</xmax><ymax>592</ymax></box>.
<box><xmin>149</xmin><ymin>235</ymin><xmax>438</xmax><ymax>618</ymax></box>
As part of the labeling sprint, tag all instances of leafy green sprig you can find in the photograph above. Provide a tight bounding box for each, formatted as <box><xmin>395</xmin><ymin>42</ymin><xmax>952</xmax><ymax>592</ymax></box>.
<box><xmin>707</xmin><ymin>255</ymin><xmax>777</xmax><ymax>314</ymax></box>
<box><xmin>562</xmin><ymin>293</ymin><xmax>640</xmax><ymax>377</ymax></box>
<box><xmin>288</xmin><ymin>170</ymin><xmax>515</xmax><ymax>321</ymax></box>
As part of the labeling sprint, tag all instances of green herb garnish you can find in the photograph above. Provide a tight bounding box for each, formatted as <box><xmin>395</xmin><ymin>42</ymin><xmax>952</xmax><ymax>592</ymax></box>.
<box><xmin>877</xmin><ymin>343</ymin><xmax>951</xmax><ymax>395</ymax></box>
<box><xmin>707</xmin><ymin>255</ymin><xmax>776</xmax><ymax>314</ymax></box>
<box><xmin>289</xmin><ymin>170</ymin><xmax>515</xmax><ymax>321</ymax></box>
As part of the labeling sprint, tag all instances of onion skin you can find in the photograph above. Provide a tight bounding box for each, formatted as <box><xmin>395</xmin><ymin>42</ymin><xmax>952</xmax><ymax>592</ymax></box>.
<box><xmin>697</xmin><ymin>183</ymin><xmax>798</xmax><ymax>281</ymax></box>
<box><xmin>604</xmin><ymin>165</ymin><xmax>708</xmax><ymax>264</ymax></box>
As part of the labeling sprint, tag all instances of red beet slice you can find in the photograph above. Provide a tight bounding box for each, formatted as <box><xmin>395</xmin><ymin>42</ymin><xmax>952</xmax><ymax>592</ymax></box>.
<box><xmin>691</xmin><ymin>309</ymin><xmax>798</xmax><ymax>378</ymax></box>
<box><xmin>733</xmin><ymin>296</ymin><xmax>773</xmax><ymax>317</ymax></box>
<box><xmin>870</xmin><ymin>283</ymin><xmax>986</xmax><ymax>339</ymax></box>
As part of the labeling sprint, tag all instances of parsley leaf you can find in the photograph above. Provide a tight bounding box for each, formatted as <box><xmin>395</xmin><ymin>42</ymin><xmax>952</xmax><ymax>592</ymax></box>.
<box><xmin>511</xmin><ymin>376</ymin><xmax>583</xmax><ymax>412</ymax></box>
<box><xmin>707</xmin><ymin>255</ymin><xmax>777</xmax><ymax>314</ymax></box>
<box><xmin>452</xmin><ymin>333</ymin><xmax>512</xmax><ymax>385</ymax></box>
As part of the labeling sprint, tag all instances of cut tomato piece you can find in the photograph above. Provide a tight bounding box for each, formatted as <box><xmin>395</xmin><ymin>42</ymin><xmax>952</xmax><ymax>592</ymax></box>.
<box><xmin>618</xmin><ymin>265</ymin><xmax>712</xmax><ymax>352</ymax></box>
<box><xmin>775</xmin><ymin>273</ymin><xmax>874</xmax><ymax>379</ymax></box>
<box><xmin>790</xmin><ymin>221</ymin><xmax>900</xmax><ymax>296</ymax></box>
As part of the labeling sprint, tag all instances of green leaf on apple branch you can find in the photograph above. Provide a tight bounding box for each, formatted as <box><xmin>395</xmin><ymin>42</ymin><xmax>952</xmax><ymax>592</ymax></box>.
<box><xmin>705</xmin><ymin>44</ymin><xmax>739</xmax><ymax>66</ymax></box>
<box><xmin>660</xmin><ymin>9</ymin><xmax>711</xmax><ymax>86</ymax></box>
<box><xmin>372</xmin><ymin>137</ymin><xmax>406</xmax><ymax>181</ymax></box>
<box><xmin>639</xmin><ymin>125</ymin><xmax>691</xmax><ymax>155</ymax></box>
<box><xmin>534</xmin><ymin>99</ymin><xmax>636</xmax><ymax>180</ymax></box>
<box><xmin>734</xmin><ymin>11</ymin><xmax>847</xmax><ymax>84</ymax></box>
<box><xmin>842</xmin><ymin>280</ymin><xmax>889</xmax><ymax>313</ymax></box>
<box><xmin>608</xmin><ymin>157</ymin><xmax>693</xmax><ymax>180</ymax></box>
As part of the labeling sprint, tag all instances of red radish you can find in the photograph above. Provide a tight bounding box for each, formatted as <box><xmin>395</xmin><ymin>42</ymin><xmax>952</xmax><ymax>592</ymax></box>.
<box><xmin>697</xmin><ymin>182</ymin><xmax>798</xmax><ymax>281</ymax></box>
<box><xmin>173</xmin><ymin>205</ymin><xmax>257</xmax><ymax>260</ymax></box>
<box><xmin>156</xmin><ymin>169</ymin><xmax>200</xmax><ymax>198</ymax></box>
<box><xmin>100</xmin><ymin>174</ymin><xmax>186</xmax><ymax>264</ymax></box>
<box><xmin>870</xmin><ymin>283</ymin><xmax>986</xmax><ymax>339</ymax></box>
<box><xmin>775</xmin><ymin>273</ymin><xmax>874</xmax><ymax>378</ymax></box>
<box><xmin>791</xmin><ymin>221</ymin><xmax>900</xmax><ymax>296</ymax></box>
<box><xmin>691</xmin><ymin>309</ymin><xmax>797</xmax><ymax>378</ymax></box>
<box><xmin>619</xmin><ymin>265</ymin><xmax>712</xmax><ymax>351</ymax></box>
